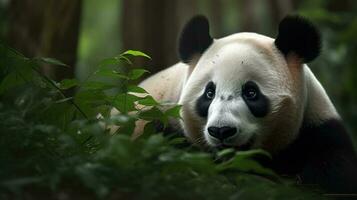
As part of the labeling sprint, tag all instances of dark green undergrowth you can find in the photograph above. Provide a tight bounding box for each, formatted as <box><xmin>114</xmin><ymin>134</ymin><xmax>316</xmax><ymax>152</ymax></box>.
<box><xmin>0</xmin><ymin>43</ymin><xmax>325</xmax><ymax>200</ymax></box>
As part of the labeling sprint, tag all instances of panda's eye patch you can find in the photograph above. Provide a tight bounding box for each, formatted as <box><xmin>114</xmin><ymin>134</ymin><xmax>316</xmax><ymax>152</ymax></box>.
<box><xmin>195</xmin><ymin>81</ymin><xmax>215</xmax><ymax>118</ymax></box>
<box><xmin>242</xmin><ymin>81</ymin><xmax>259</xmax><ymax>101</ymax></box>
<box><xmin>242</xmin><ymin>81</ymin><xmax>270</xmax><ymax>118</ymax></box>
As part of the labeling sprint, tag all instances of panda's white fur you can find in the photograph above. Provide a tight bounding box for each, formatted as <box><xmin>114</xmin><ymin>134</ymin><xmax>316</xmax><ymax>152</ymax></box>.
<box><xmin>140</xmin><ymin>32</ymin><xmax>338</xmax><ymax>153</ymax></box>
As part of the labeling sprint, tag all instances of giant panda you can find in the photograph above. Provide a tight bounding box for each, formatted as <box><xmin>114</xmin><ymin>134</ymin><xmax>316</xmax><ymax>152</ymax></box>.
<box><xmin>136</xmin><ymin>15</ymin><xmax>357</xmax><ymax>193</ymax></box>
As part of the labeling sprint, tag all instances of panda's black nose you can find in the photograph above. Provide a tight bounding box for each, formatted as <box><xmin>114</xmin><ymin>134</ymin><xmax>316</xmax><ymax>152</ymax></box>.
<box><xmin>207</xmin><ymin>126</ymin><xmax>237</xmax><ymax>140</ymax></box>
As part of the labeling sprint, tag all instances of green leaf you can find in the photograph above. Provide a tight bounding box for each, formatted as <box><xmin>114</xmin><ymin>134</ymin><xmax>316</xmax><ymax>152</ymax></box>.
<box><xmin>83</xmin><ymin>81</ymin><xmax>116</xmax><ymax>90</ymax></box>
<box><xmin>127</xmin><ymin>85</ymin><xmax>148</xmax><ymax>94</ymax></box>
<box><xmin>75</xmin><ymin>90</ymin><xmax>107</xmax><ymax>113</ymax></box>
<box><xmin>94</xmin><ymin>68</ymin><xmax>128</xmax><ymax>79</ymax></box>
<box><xmin>235</xmin><ymin>149</ymin><xmax>271</xmax><ymax>159</ymax></box>
<box><xmin>216</xmin><ymin>148</ymin><xmax>235</xmax><ymax>158</ymax></box>
<box><xmin>142</xmin><ymin>121</ymin><xmax>158</xmax><ymax>135</ymax></box>
<box><xmin>118</xmin><ymin>55</ymin><xmax>133</xmax><ymax>65</ymax></box>
<box><xmin>121</xmin><ymin>50</ymin><xmax>151</xmax><ymax>59</ymax></box>
<box><xmin>138</xmin><ymin>107</ymin><xmax>164</xmax><ymax>121</ymax></box>
<box><xmin>35</xmin><ymin>57</ymin><xmax>68</xmax><ymax>67</ymax></box>
<box><xmin>98</xmin><ymin>58</ymin><xmax>120</xmax><ymax>67</ymax></box>
<box><xmin>109</xmin><ymin>114</ymin><xmax>131</xmax><ymax>124</ymax></box>
<box><xmin>164</xmin><ymin>105</ymin><xmax>182</xmax><ymax>119</ymax></box>
<box><xmin>168</xmin><ymin>137</ymin><xmax>187</xmax><ymax>145</ymax></box>
<box><xmin>216</xmin><ymin>149</ymin><xmax>275</xmax><ymax>177</ymax></box>
<box><xmin>59</xmin><ymin>79</ymin><xmax>79</xmax><ymax>90</ymax></box>
<box><xmin>76</xmin><ymin>89</ymin><xmax>106</xmax><ymax>101</ymax></box>
<box><xmin>0</xmin><ymin>71</ymin><xmax>28</xmax><ymax>94</ymax></box>
<box><xmin>112</xmin><ymin>93</ymin><xmax>141</xmax><ymax>113</ymax></box>
<box><xmin>117</xmin><ymin>118</ymin><xmax>136</xmax><ymax>135</ymax></box>
<box><xmin>128</xmin><ymin>69</ymin><xmax>149</xmax><ymax>80</ymax></box>
<box><xmin>145</xmin><ymin>134</ymin><xmax>165</xmax><ymax>149</ymax></box>
<box><xmin>137</xmin><ymin>95</ymin><xmax>158</xmax><ymax>106</ymax></box>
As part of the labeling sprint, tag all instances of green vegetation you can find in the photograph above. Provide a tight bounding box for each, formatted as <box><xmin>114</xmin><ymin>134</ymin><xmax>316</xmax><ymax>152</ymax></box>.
<box><xmin>0</xmin><ymin>44</ymin><xmax>325</xmax><ymax>199</ymax></box>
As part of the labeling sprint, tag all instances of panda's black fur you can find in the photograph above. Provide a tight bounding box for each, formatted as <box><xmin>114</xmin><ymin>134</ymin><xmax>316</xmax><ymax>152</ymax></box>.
<box><xmin>271</xmin><ymin>119</ymin><xmax>357</xmax><ymax>193</ymax></box>
<box><xmin>275</xmin><ymin>15</ymin><xmax>321</xmax><ymax>63</ymax></box>
<box><xmin>177</xmin><ymin>15</ymin><xmax>357</xmax><ymax>194</ymax></box>
<box><xmin>178</xmin><ymin>15</ymin><xmax>213</xmax><ymax>63</ymax></box>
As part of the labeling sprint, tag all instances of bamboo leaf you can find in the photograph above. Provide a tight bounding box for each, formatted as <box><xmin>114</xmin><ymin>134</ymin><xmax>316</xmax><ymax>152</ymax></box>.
<box><xmin>121</xmin><ymin>50</ymin><xmax>151</xmax><ymax>59</ymax></box>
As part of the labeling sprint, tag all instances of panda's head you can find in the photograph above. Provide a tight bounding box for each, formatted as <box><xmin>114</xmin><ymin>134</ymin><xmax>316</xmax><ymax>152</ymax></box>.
<box><xmin>178</xmin><ymin>15</ymin><xmax>321</xmax><ymax>153</ymax></box>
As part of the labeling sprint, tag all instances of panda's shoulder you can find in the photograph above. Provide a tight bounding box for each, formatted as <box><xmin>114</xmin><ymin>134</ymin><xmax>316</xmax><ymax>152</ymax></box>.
<box><xmin>139</xmin><ymin>62</ymin><xmax>189</xmax><ymax>103</ymax></box>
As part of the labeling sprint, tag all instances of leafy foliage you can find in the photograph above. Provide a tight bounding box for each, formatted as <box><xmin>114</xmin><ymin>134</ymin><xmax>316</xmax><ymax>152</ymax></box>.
<box><xmin>0</xmin><ymin>44</ymin><xmax>325</xmax><ymax>199</ymax></box>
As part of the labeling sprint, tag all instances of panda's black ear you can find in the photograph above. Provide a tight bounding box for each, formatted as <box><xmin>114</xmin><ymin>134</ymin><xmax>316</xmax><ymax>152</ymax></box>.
<box><xmin>275</xmin><ymin>15</ymin><xmax>321</xmax><ymax>63</ymax></box>
<box><xmin>178</xmin><ymin>15</ymin><xmax>213</xmax><ymax>63</ymax></box>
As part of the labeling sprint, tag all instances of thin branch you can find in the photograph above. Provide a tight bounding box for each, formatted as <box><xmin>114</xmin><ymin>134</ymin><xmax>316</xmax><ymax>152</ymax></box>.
<box><xmin>29</xmin><ymin>61</ymin><xmax>88</xmax><ymax>119</ymax></box>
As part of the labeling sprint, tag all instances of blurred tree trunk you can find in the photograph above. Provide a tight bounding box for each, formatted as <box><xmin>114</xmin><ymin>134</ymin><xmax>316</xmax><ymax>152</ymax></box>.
<box><xmin>208</xmin><ymin>0</ymin><xmax>223</xmax><ymax>37</ymax></box>
<box><xmin>6</xmin><ymin>0</ymin><xmax>82</xmax><ymax>81</ymax></box>
<box><xmin>121</xmin><ymin>0</ymin><xmax>197</xmax><ymax>75</ymax></box>
<box><xmin>326</xmin><ymin>0</ymin><xmax>352</xmax><ymax>12</ymax></box>
<box><xmin>240</xmin><ymin>0</ymin><xmax>258</xmax><ymax>32</ymax></box>
<box><xmin>176</xmin><ymin>0</ymin><xmax>198</xmax><ymax>31</ymax></box>
<box><xmin>268</xmin><ymin>0</ymin><xmax>294</xmax><ymax>29</ymax></box>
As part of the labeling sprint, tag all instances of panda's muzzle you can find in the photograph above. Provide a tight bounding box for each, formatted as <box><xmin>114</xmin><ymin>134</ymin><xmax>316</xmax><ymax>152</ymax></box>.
<box><xmin>207</xmin><ymin>125</ymin><xmax>256</xmax><ymax>150</ymax></box>
<box><xmin>207</xmin><ymin>126</ymin><xmax>237</xmax><ymax>141</ymax></box>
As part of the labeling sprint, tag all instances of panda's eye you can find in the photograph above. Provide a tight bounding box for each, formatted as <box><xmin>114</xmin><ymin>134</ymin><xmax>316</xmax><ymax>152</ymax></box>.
<box><xmin>206</xmin><ymin>90</ymin><xmax>215</xmax><ymax>99</ymax></box>
<box><xmin>242</xmin><ymin>82</ymin><xmax>259</xmax><ymax>101</ymax></box>
<box><xmin>244</xmin><ymin>88</ymin><xmax>257</xmax><ymax>99</ymax></box>
<box><xmin>204</xmin><ymin>81</ymin><xmax>216</xmax><ymax>100</ymax></box>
